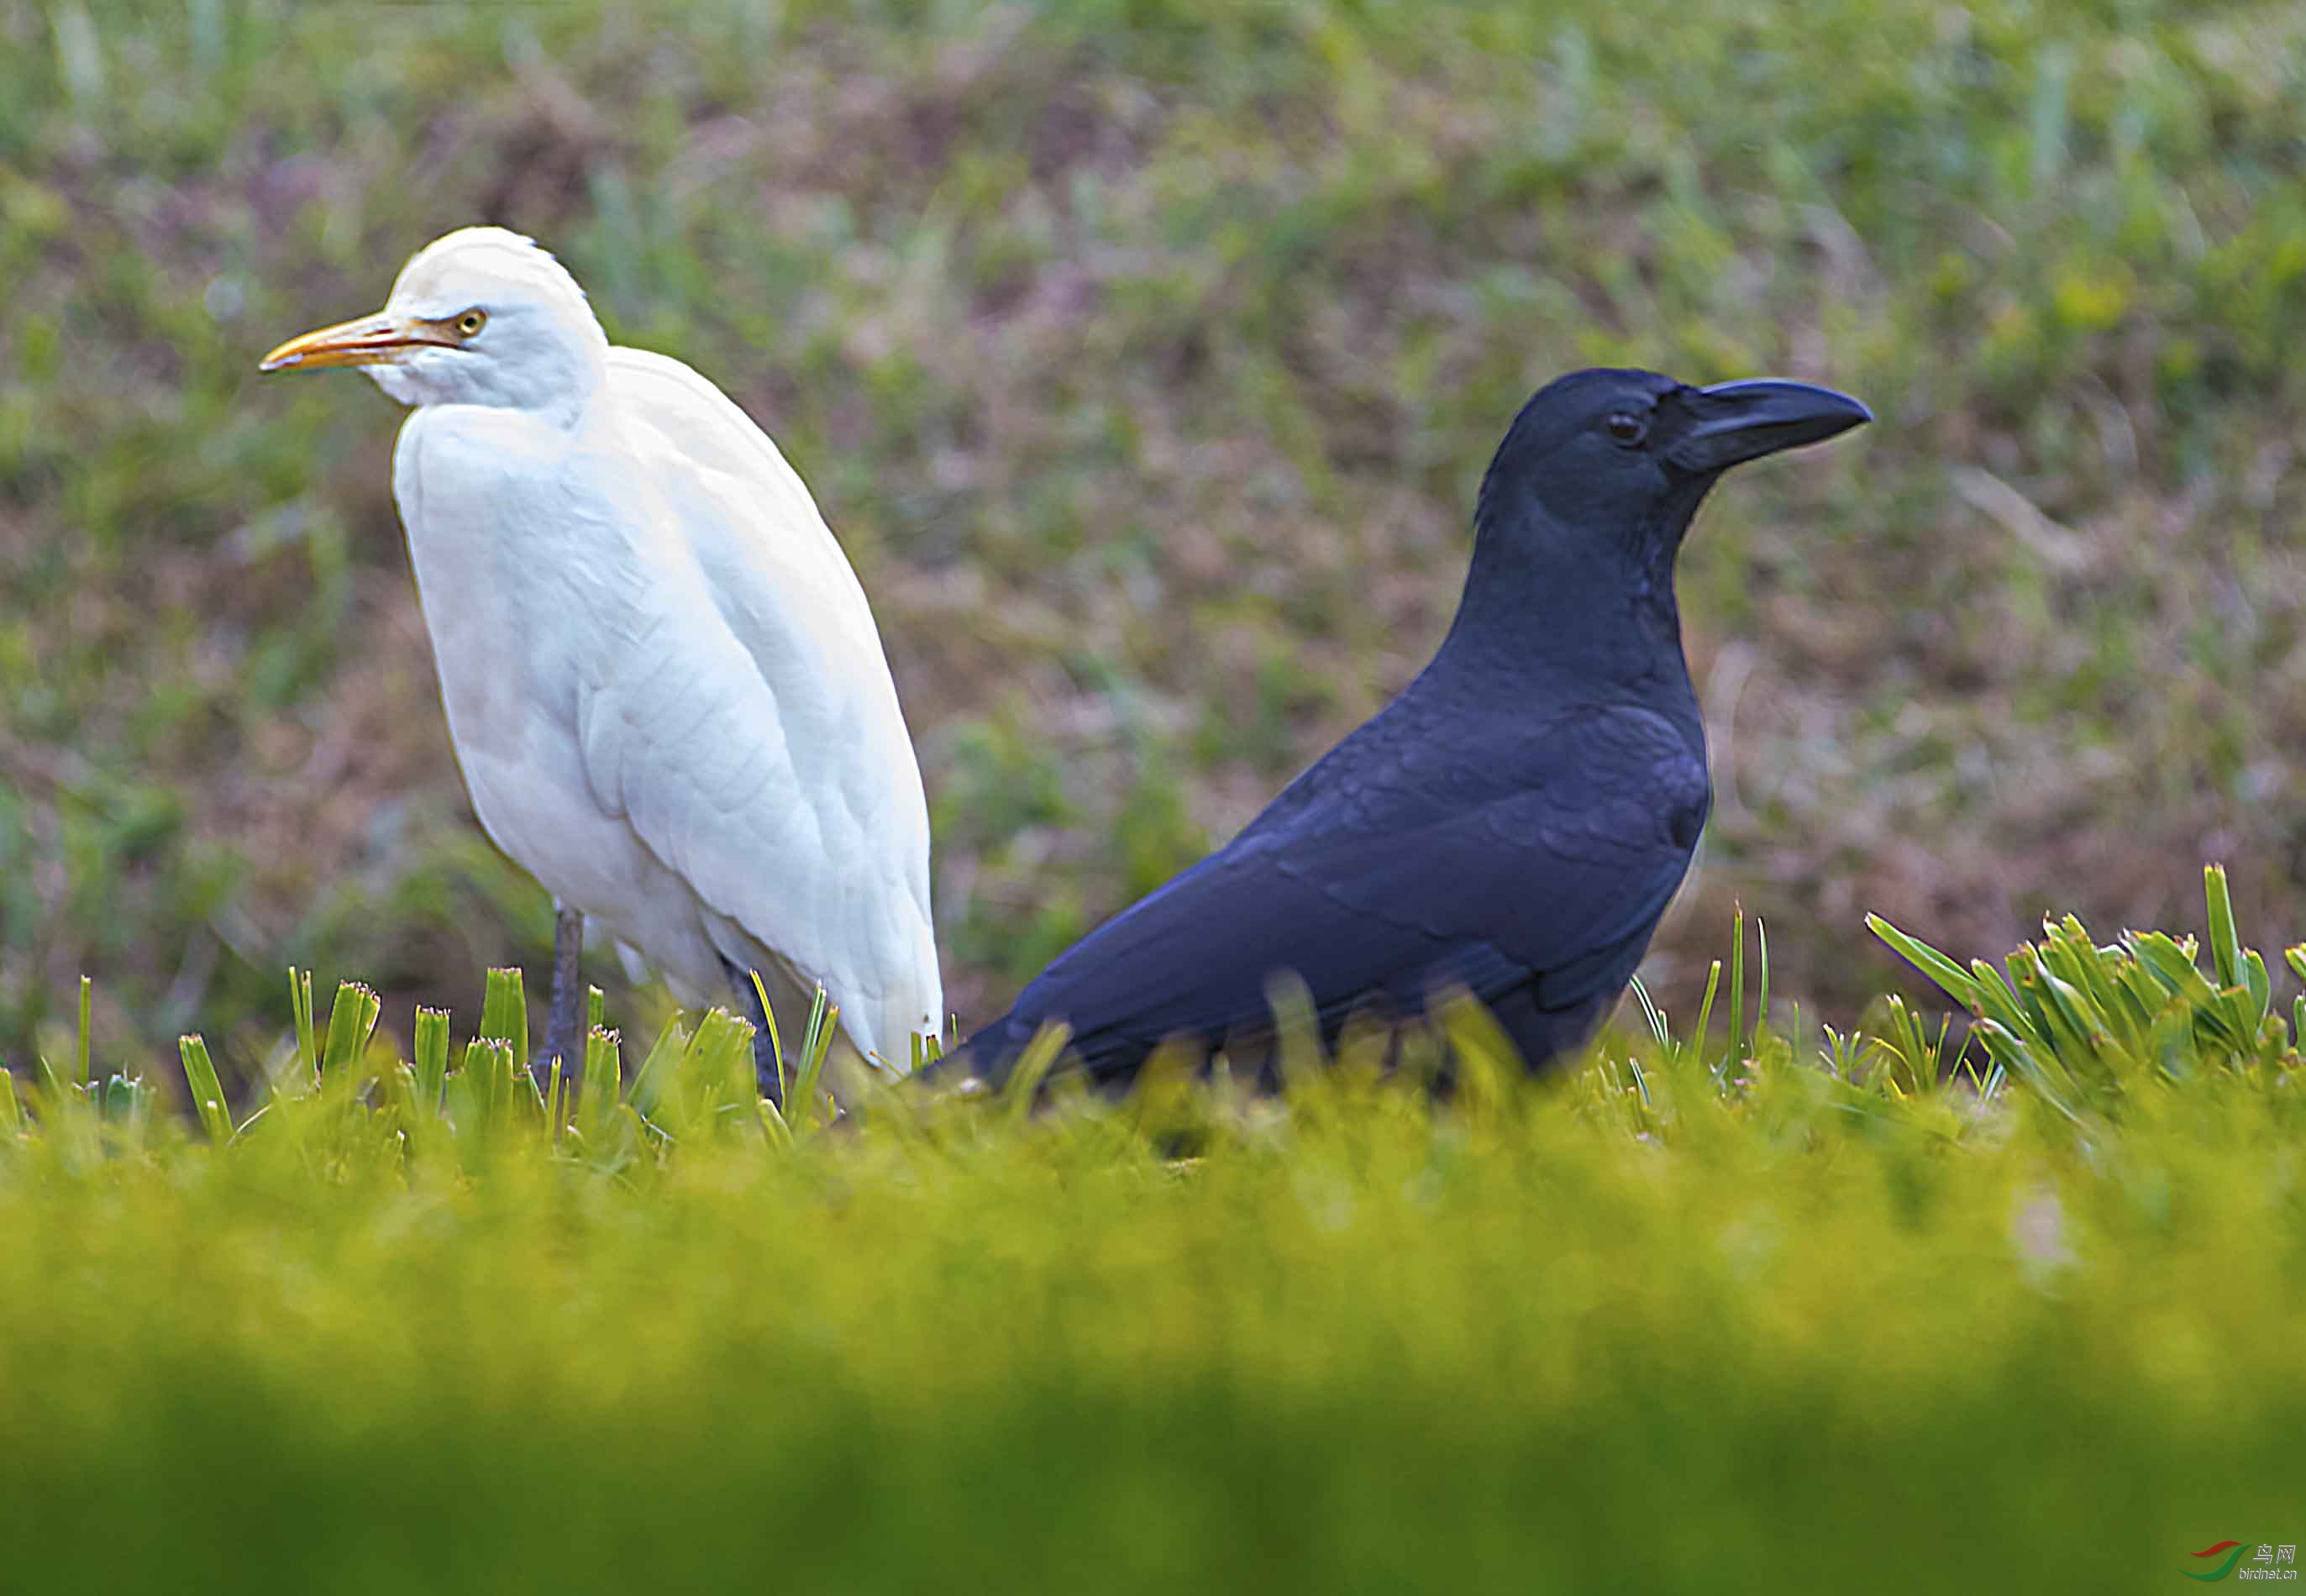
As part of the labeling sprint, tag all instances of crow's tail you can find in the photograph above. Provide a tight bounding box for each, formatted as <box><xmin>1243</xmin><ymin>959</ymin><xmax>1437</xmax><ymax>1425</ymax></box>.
<box><xmin>918</xmin><ymin>1011</ymin><xmax>1026</xmax><ymax>1092</ymax></box>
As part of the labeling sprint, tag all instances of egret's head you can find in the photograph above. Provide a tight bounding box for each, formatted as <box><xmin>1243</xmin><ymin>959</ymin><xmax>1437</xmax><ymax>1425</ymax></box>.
<box><xmin>260</xmin><ymin>227</ymin><xmax>609</xmax><ymax>424</ymax></box>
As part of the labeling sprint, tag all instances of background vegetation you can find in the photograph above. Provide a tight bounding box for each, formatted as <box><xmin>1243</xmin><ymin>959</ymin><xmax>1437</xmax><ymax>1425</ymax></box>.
<box><xmin>7</xmin><ymin>0</ymin><xmax>2306</xmax><ymax>1082</ymax></box>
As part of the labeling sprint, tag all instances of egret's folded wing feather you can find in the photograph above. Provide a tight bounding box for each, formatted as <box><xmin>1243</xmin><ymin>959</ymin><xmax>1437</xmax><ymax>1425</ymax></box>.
<box><xmin>574</xmin><ymin>350</ymin><xmax>943</xmax><ymax>1061</ymax></box>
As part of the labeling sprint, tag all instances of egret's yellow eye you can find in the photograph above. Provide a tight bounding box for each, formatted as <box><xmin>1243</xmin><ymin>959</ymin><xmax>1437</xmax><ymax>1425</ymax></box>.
<box><xmin>455</xmin><ymin>309</ymin><xmax>487</xmax><ymax>338</ymax></box>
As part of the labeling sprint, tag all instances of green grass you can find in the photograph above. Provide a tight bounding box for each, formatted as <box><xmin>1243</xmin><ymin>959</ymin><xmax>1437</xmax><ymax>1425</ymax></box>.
<box><xmin>3</xmin><ymin>870</ymin><xmax>2303</xmax><ymax>1592</ymax></box>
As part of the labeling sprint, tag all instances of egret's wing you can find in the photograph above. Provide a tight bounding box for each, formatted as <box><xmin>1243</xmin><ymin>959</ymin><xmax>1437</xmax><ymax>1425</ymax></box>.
<box><xmin>575</xmin><ymin>349</ymin><xmax>942</xmax><ymax>1063</ymax></box>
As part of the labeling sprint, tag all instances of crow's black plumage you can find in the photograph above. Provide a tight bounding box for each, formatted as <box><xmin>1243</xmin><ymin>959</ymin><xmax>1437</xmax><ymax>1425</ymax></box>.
<box><xmin>942</xmin><ymin>369</ymin><xmax>1868</xmax><ymax>1089</ymax></box>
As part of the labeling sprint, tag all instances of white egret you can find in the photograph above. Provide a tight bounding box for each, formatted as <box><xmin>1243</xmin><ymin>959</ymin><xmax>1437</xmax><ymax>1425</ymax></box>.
<box><xmin>260</xmin><ymin>226</ymin><xmax>943</xmax><ymax>1101</ymax></box>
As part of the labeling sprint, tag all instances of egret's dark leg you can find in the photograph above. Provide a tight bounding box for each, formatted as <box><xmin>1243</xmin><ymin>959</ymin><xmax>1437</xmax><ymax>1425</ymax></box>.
<box><xmin>721</xmin><ymin>955</ymin><xmax>785</xmax><ymax>1109</ymax></box>
<box><xmin>537</xmin><ymin>903</ymin><xmax>586</xmax><ymax>1095</ymax></box>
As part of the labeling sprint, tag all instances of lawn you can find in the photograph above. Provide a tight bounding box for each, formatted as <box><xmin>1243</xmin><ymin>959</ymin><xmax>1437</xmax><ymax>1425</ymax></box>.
<box><xmin>6</xmin><ymin>0</ymin><xmax>2306</xmax><ymax>1587</ymax></box>
<box><xmin>3</xmin><ymin>875</ymin><xmax>2302</xmax><ymax>1591</ymax></box>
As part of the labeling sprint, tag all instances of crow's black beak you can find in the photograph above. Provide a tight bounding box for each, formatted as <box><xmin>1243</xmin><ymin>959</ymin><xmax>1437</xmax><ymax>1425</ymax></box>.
<box><xmin>1667</xmin><ymin>379</ymin><xmax>1872</xmax><ymax>474</ymax></box>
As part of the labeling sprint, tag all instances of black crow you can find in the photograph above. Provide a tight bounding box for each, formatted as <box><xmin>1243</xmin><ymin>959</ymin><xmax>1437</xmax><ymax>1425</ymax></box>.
<box><xmin>942</xmin><ymin>369</ymin><xmax>1868</xmax><ymax>1089</ymax></box>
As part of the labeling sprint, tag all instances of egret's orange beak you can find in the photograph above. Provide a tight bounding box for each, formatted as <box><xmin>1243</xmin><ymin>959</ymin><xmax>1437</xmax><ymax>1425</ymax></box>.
<box><xmin>259</xmin><ymin>311</ymin><xmax>455</xmax><ymax>373</ymax></box>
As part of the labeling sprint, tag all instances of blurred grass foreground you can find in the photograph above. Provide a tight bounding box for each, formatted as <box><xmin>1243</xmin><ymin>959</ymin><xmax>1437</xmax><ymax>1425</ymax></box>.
<box><xmin>3</xmin><ymin>873</ymin><xmax>2303</xmax><ymax>1591</ymax></box>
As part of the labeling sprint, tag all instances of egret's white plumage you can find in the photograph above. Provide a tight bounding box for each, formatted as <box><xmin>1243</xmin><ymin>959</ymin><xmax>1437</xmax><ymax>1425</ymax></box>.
<box><xmin>263</xmin><ymin>227</ymin><xmax>942</xmax><ymax>1085</ymax></box>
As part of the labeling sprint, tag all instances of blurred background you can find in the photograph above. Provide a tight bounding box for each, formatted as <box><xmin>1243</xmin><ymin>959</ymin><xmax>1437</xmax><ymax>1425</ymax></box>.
<box><xmin>3</xmin><ymin>0</ymin><xmax>2304</xmax><ymax>1090</ymax></box>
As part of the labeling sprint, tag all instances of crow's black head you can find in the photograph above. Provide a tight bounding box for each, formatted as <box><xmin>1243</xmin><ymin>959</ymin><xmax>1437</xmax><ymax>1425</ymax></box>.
<box><xmin>1449</xmin><ymin>368</ymin><xmax>1867</xmax><ymax>679</ymax></box>
<box><xmin>1477</xmin><ymin>367</ymin><xmax>1871</xmax><ymax>544</ymax></box>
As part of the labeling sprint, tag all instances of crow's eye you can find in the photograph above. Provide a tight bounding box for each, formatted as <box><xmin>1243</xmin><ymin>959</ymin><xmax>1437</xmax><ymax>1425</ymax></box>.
<box><xmin>1605</xmin><ymin>411</ymin><xmax>1648</xmax><ymax>448</ymax></box>
<box><xmin>456</xmin><ymin>309</ymin><xmax>487</xmax><ymax>338</ymax></box>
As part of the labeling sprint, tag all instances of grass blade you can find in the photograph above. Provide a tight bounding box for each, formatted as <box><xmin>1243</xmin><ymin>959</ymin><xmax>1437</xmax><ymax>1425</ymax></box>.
<box><xmin>1437</xmin><ymin>987</ymin><xmax>1523</xmax><ymax>1117</ymax></box>
<box><xmin>2204</xmin><ymin>864</ymin><xmax>2242</xmax><ymax>991</ymax></box>
<box><xmin>75</xmin><ymin>974</ymin><xmax>91</xmax><ymax>1088</ymax></box>
<box><xmin>628</xmin><ymin>1014</ymin><xmax>690</xmax><ymax>1123</ymax></box>
<box><xmin>580</xmin><ymin>1025</ymin><xmax>621</xmax><ymax>1140</ymax></box>
<box><xmin>1629</xmin><ymin>974</ymin><xmax>1671</xmax><ymax>1051</ymax></box>
<box><xmin>177</xmin><ymin>1034</ymin><xmax>231</xmax><ymax>1144</ymax></box>
<box><xmin>1002</xmin><ymin>1021</ymin><xmax>1072</xmax><ymax>1121</ymax></box>
<box><xmin>2243</xmin><ymin>949</ymin><xmax>2270</xmax><ymax>1027</ymax></box>
<box><xmin>1690</xmin><ymin>960</ymin><xmax>1720</xmax><ymax>1060</ymax></box>
<box><xmin>289</xmin><ymin>967</ymin><xmax>318</xmax><ymax>1082</ymax></box>
<box><xmin>319</xmin><ymin>982</ymin><xmax>381</xmax><ymax>1079</ymax></box>
<box><xmin>789</xmin><ymin>985</ymin><xmax>835</xmax><ymax>1121</ymax></box>
<box><xmin>479</xmin><ymin>968</ymin><xmax>529</xmax><ymax>1076</ymax></box>
<box><xmin>449</xmin><ymin>1037</ymin><xmax>517</xmax><ymax>1140</ymax></box>
<box><xmin>746</xmin><ymin>969</ymin><xmax>785</xmax><ymax>1103</ymax></box>
<box><xmin>1867</xmin><ymin>916</ymin><xmax>1980</xmax><ymax>1011</ymax></box>
<box><xmin>412</xmin><ymin>1006</ymin><xmax>451</xmax><ymax>1113</ymax></box>
<box><xmin>1752</xmin><ymin>917</ymin><xmax>1771</xmax><ymax>1051</ymax></box>
<box><xmin>1263</xmin><ymin>971</ymin><xmax>1327</xmax><ymax>1097</ymax></box>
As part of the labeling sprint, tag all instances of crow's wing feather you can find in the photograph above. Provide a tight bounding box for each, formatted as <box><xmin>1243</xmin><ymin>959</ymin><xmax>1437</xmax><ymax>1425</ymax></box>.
<box><xmin>999</xmin><ymin>703</ymin><xmax>1707</xmax><ymax>1075</ymax></box>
